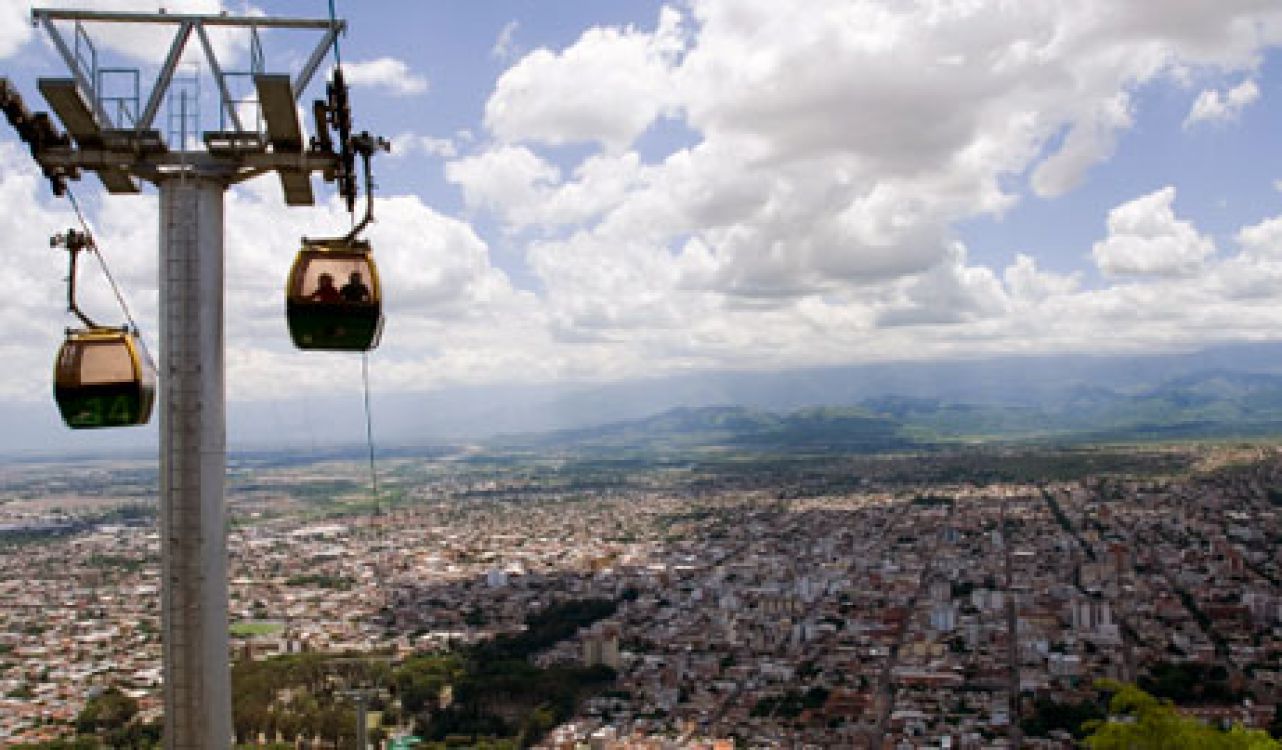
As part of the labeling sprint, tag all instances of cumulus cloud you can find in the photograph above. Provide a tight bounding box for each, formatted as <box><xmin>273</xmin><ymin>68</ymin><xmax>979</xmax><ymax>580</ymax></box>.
<box><xmin>484</xmin><ymin>6</ymin><xmax>684</xmax><ymax>150</ymax></box>
<box><xmin>433</xmin><ymin>0</ymin><xmax>1282</xmax><ymax>374</ymax></box>
<box><xmin>446</xmin><ymin>145</ymin><xmax>561</xmax><ymax>220</ymax></box>
<box><xmin>877</xmin><ymin>244</ymin><xmax>1009</xmax><ymax>327</ymax></box>
<box><xmin>465</xmin><ymin>1</ymin><xmax>1282</xmax><ymax>324</ymax></box>
<box><xmin>1003</xmin><ymin>255</ymin><xmax>1081</xmax><ymax>304</ymax></box>
<box><xmin>1237</xmin><ymin>215</ymin><xmax>1282</xmax><ymax>259</ymax></box>
<box><xmin>448</xmin><ymin>146</ymin><xmax>651</xmax><ymax>232</ymax></box>
<box><xmin>1184</xmin><ymin>79</ymin><xmax>1260</xmax><ymax>127</ymax></box>
<box><xmin>1092</xmin><ymin>187</ymin><xmax>1216</xmax><ymax>277</ymax></box>
<box><xmin>340</xmin><ymin>58</ymin><xmax>429</xmax><ymax>96</ymax></box>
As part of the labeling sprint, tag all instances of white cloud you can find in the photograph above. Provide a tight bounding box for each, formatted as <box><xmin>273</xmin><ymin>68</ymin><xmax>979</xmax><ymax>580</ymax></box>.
<box><xmin>0</xmin><ymin>1</ymin><xmax>32</xmax><ymax>59</ymax></box>
<box><xmin>389</xmin><ymin>132</ymin><xmax>457</xmax><ymax>160</ymax></box>
<box><xmin>447</xmin><ymin>146</ymin><xmax>651</xmax><ymax>232</ymax></box>
<box><xmin>1092</xmin><ymin>187</ymin><xmax>1216</xmax><ymax>277</ymax></box>
<box><xmin>340</xmin><ymin>58</ymin><xmax>429</xmax><ymax>96</ymax></box>
<box><xmin>491</xmin><ymin>20</ymin><xmax>519</xmax><ymax>61</ymax></box>
<box><xmin>466</xmin><ymin>0</ymin><xmax>1282</xmax><ymax>321</ymax></box>
<box><xmin>435</xmin><ymin>0</ymin><xmax>1282</xmax><ymax>371</ymax></box>
<box><xmin>1237</xmin><ymin>215</ymin><xmax>1282</xmax><ymax>259</ymax></box>
<box><xmin>877</xmin><ymin>244</ymin><xmax>1009</xmax><ymax>327</ymax></box>
<box><xmin>1184</xmin><ymin>79</ymin><xmax>1260</xmax><ymax>127</ymax></box>
<box><xmin>484</xmin><ymin>7</ymin><xmax>684</xmax><ymax>150</ymax></box>
<box><xmin>1031</xmin><ymin>94</ymin><xmax>1134</xmax><ymax>198</ymax></box>
<box><xmin>1003</xmin><ymin>254</ymin><xmax>1081</xmax><ymax>304</ymax></box>
<box><xmin>445</xmin><ymin>145</ymin><xmax>561</xmax><ymax>220</ymax></box>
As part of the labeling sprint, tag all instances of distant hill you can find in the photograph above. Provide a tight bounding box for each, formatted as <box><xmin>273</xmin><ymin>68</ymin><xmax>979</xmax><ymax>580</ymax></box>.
<box><xmin>488</xmin><ymin>370</ymin><xmax>1282</xmax><ymax>455</ymax></box>
<box><xmin>358</xmin><ymin>341</ymin><xmax>1282</xmax><ymax>447</ymax></box>
<box><xmin>857</xmin><ymin>370</ymin><xmax>1282</xmax><ymax>444</ymax></box>
<box><xmin>490</xmin><ymin>405</ymin><xmax>918</xmax><ymax>454</ymax></box>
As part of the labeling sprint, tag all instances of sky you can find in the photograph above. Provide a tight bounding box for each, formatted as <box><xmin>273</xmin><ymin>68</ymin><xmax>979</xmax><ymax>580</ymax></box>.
<box><xmin>4</xmin><ymin>0</ymin><xmax>1282</xmax><ymax>448</ymax></box>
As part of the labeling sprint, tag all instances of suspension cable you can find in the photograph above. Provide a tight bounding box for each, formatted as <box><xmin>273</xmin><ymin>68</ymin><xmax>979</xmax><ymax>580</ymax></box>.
<box><xmin>327</xmin><ymin>0</ymin><xmax>343</xmax><ymax>67</ymax></box>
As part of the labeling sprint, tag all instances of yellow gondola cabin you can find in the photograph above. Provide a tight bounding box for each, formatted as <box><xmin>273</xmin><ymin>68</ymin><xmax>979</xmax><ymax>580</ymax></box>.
<box><xmin>53</xmin><ymin>327</ymin><xmax>156</xmax><ymax>429</ymax></box>
<box><xmin>285</xmin><ymin>239</ymin><xmax>383</xmax><ymax>351</ymax></box>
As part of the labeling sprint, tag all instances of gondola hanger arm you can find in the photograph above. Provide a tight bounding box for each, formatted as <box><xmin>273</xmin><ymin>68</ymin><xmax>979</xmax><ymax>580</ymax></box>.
<box><xmin>342</xmin><ymin>131</ymin><xmax>390</xmax><ymax>246</ymax></box>
<box><xmin>51</xmin><ymin>228</ymin><xmax>97</xmax><ymax>329</ymax></box>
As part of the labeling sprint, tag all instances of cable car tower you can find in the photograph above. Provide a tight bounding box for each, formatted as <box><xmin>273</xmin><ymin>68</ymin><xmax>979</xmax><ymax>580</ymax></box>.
<box><xmin>1</xmin><ymin>8</ymin><xmax>379</xmax><ymax>747</ymax></box>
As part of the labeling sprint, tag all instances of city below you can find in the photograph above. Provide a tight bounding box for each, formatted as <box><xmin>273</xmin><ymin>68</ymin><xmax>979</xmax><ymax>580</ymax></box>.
<box><xmin>1</xmin><ymin>436</ymin><xmax>1281</xmax><ymax>748</ymax></box>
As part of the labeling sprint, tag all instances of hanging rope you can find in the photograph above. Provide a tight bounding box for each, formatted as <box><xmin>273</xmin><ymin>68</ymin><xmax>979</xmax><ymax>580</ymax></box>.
<box><xmin>362</xmin><ymin>349</ymin><xmax>393</xmax><ymax>614</ymax></box>
<box><xmin>361</xmin><ymin>350</ymin><xmax>381</xmax><ymax>518</ymax></box>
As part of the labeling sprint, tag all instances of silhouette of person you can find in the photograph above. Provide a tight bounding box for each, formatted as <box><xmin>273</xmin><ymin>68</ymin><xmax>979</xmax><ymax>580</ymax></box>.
<box><xmin>309</xmin><ymin>272</ymin><xmax>341</xmax><ymax>302</ymax></box>
<box><xmin>340</xmin><ymin>271</ymin><xmax>371</xmax><ymax>303</ymax></box>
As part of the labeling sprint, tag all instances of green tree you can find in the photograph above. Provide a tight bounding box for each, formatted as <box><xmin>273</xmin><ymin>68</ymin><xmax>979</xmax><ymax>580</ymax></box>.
<box><xmin>1084</xmin><ymin>681</ymin><xmax>1279</xmax><ymax>750</ymax></box>
<box><xmin>75</xmin><ymin>687</ymin><xmax>139</xmax><ymax>735</ymax></box>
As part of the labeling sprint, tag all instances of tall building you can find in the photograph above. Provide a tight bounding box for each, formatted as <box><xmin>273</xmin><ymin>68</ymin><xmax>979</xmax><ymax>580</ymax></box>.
<box><xmin>582</xmin><ymin>622</ymin><xmax>621</xmax><ymax>670</ymax></box>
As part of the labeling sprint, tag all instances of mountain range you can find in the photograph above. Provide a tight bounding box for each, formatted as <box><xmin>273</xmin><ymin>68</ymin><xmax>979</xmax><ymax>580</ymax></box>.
<box><xmin>10</xmin><ymin>342</ymin><xmax>1282</xmax><ymax>456</ymax></box>
<box><xmin>489</xmin><ymin>369</ymin><xmax>1282</xmax><ymax>454</ymax></box>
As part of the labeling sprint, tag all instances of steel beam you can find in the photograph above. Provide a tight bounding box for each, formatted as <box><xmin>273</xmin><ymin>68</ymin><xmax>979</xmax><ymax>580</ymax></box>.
<box><xmin>256</xmin><ymin>74</ymin><xmax>303</xmax><ymax>150</ymax></box>
<box><xmin>37</xmin><ymin>14</ymin><xmax>112</xmax><ymax>126</ymax></box>
<box><xmin>137</xmin><ymin>20</ymin><xmax>194</xmax><ymax>132</ymax></box>
<box><xmin>195</xmin><ymin>25</ymin><xmax>244</xmax><ymax>133</ymax></box>
<box><xmin>38</xmin><ymin>79</ymin><xmax>140</xmax><ymax>193</ymax></box>
<box><xmin>36</xmin><ymin>79</ymin><xmax>98</xmax><ymax>142</ymax></box>
<box><xmin>34</xmin><ymin>146</ymin><xmax>337</xmax><ymax>175</ymax></box>
<box><xmin>294</xmin><ymin>27</ymin><xmax>340</xmax><ymax>99</ymax></box>
<box><xmin>33</xmin><ymin>8</ymin><xmax>341</xmax><ymax>30</ymax></box>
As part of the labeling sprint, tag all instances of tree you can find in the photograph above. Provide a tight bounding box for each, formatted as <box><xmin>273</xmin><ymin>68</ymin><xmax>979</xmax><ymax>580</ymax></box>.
<box><xmin>75</xmin><ymin>687</ymin><xmax>139</xmax><ymax>735</ymax></box>
<box><xmin>1084</xmin><ymin>681</ymin><xmax>1279</xmax><ymax>750</ymax></box>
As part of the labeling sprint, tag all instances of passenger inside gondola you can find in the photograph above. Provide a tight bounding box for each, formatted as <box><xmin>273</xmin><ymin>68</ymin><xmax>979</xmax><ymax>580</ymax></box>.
<box><xmin>341</xmin><ymin>271</ymin><xmax>370</xmax><ymax>302</ymax></box>
<box><xmin>309</xmin><ymin>273</ymin><xmax>341</xmax><ymax>302</ymax></box>
<box><xmin>286</xmin><ymin>246</ymin><xmax>383</xmax><ymax>350</ymax></box>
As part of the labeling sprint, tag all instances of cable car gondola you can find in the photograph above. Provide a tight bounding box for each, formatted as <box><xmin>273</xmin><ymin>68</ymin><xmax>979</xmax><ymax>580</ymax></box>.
<box><xmin>285</xmin><ymin>237</ymin><xmax>383</xmax><ymax>350</ymax></box>
<box><xmin>54</xmin><ymin>326</ymin><xmax>155</xmax><ymax>429</ymax></box>
<box><xmin>286</xmin><ymin>78</ymin><xmax>388</xmax><ymax>352</ymax></box>
<box><xmin>49</xmin><ymin>229</ymin><xmax>156</xmax><ymax>429</ymax></box>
